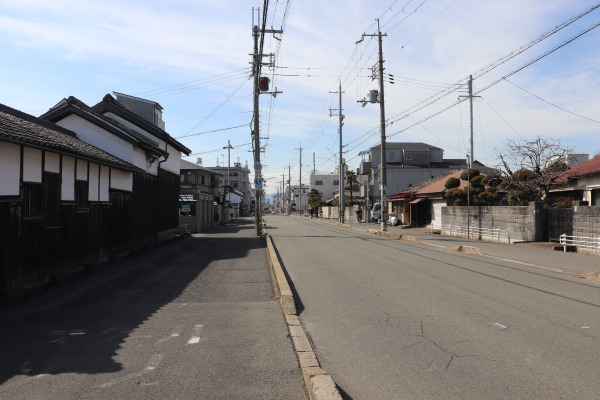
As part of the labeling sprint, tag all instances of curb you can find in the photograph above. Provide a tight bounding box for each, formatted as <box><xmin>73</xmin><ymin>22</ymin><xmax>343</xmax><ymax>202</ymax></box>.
<box><xmin>266</xmin><ymin>235</ymin><xmax>296</xmax><ymax>315</ymax></box>
<box><xmin>366</xmin><ymin>228</ymin><xmax>402</xmax><ymax>240</ymax></box>
<box><xmin>265</xmin><ymin>234</ymin><xmax>342</xmax><ymax>400</ymax></box>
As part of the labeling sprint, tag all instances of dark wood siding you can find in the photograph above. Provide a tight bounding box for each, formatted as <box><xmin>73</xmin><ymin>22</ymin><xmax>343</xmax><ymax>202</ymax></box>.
<box><xmin>158</xmin><ymin>170</ymin><xmax>179</xmax><ymax>232</ymax></box>
<box><xmin>0</xmin><ymin>165</ymin><xmax>183</xmax><ymax>303</ymax></box>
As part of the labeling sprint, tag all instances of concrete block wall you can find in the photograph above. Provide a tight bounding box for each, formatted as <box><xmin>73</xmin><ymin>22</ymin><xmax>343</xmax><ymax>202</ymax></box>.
<box><xmin>441</xmin><ymin>202</ymin><xmax>543</xmax><ymax>243</ymax></box>
<box><xmin>572</xmin><ymin>205</ymin><xmax>600</xmax><ymax>255</ymax></box>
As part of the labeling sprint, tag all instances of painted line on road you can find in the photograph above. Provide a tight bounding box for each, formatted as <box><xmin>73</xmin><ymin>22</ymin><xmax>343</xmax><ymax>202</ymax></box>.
<box><xmin>97</xmin><ymin>353</ymin><xmax>164</xmax><ymax>388</ymax></box>
<box><xmin>156</xmin><ymin>325</ymin><xmax>184</xmax><ymax>345</ymax></box>
<box><xmin>492</xmin><ymin>322</ymin><xmax>508</xmax><ymax>330</ymax></box>
<box><xmin>187</xmin><ymin>324</ymin><xmax>204</xmax><ymax>345</ymax></box>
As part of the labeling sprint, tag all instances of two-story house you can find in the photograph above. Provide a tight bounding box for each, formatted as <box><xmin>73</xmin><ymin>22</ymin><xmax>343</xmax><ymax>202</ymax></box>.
<box><xmin>0</xmin><ymin>102</ymin><xmax>141</xmax><ymax>301</ymax></box>
<box><xmin>42</xmin><ymin>93</ymin><xmax>190</xmax><ymax>243</ymax></box>
<box><xmin>179</xmin><ymin>159</ymin><xmax>222</xmax><ymax>232</ymax></box>
<box><xmin>359</xmin><ymin>142</ymin><xmax>467</xmax><ymax>210</ymax></box>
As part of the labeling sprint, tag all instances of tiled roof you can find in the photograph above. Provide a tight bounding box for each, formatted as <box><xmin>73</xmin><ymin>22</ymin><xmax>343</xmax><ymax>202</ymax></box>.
<box><xmin>553</xmin><ymin>156</ymin><xmax>600</xmax><ymax>183</ymax></box>
<box><xmin>92</xmin><ymin>94</ymin><xmax>191</xmax><ymax>155</ymax></box>
<box><xmin>369</xmin><ymin>142</ymin><xmax>443</xmax><ymax>152</ymax></box>
<box><xmin>180</xmin><ymin>158</ymin><xmax>222</xmax><ymax>174</ymax></box>
<box><xmin>41</xmin><ymin>96</ymin><xmax>167</xmax><ymax>157</ymax></box>
<box><xmin>0</xmin><ymin>102</ymin><xmax>139</xmax><ymax>172</ymax></box>
<box><xmin>416</xmin><ymin>170</ymin><xmax>467</xmax><ymax>195</ymax></box>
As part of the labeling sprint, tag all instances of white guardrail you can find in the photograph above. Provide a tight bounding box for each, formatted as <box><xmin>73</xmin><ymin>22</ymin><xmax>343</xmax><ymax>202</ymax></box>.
<box><xmin>431</xmin><ymin>224</ymin><xmax>512</xmax><ymax>244</ymax></box>
<box><xmin>559</xmin><ymin>234</ymin><xmax>600</xmax><ymax>252</ymax></box>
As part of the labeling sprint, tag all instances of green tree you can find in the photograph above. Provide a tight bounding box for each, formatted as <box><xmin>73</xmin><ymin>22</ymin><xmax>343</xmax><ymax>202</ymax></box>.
<box><xmin>445</xmin><ymin>177</ymin><xmax>460</xmax><ymax>189</ymax></box>
<box><xmin>308</xmin><ymin>189</ymin><xmax>325</xmax><ymax>210</ymax></box>
<box><xmin>345</xmin><ymin>169</ymin><xmax>357</xmax><ymax>206</ymax></box>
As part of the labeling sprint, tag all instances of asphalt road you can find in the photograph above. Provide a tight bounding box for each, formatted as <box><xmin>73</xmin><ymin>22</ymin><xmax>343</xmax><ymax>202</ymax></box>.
<box><xmin>0</xmin><ymin>218</ymin><xmax>307</xmax><ymax>400</ymax></box>
<box><xmin>265</xmin><ymin>215</ymin><xmax>600</xmax><ymax>399</ymax></box>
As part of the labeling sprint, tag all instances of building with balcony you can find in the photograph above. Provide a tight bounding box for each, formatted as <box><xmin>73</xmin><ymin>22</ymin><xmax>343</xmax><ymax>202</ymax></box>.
<box><xmin>359</xmin><ymin>142</ymin><xmax>467</xmax><ymax>209</ymax></box>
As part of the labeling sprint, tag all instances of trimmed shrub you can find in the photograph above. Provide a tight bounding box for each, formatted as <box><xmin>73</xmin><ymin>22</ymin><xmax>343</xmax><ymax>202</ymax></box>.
<box><xmin>445</xmin><ymin>177</ymin><xmax>460</xmax><ymax>189</ymax></box>
<box><xmin>470</xmin><ymin>175</ymin><xmax>484</xmax><ymax>188</ymax></box>
<box><xmin>460</xmin><ymin>168</ymin><xmax>480</xmax><ymax>181</ymax></box>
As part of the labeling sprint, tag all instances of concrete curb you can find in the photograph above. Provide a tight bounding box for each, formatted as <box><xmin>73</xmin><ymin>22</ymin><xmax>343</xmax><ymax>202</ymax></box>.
<box><xmin>266</xmin><ymin>235</ymin><xmax>296</xmax><ymax>315</ymax></box>
<box><xmin>366</xmin><ymin>228</ymin><xmax>402</xmax><ymax>240</ymax></box>
<box><xmin>265</xmin><ymin>234</ymin><xmax>342</xmax><ymax>400</ymax></box>
<box><xmin>452</xmin><ymin>245</ymin><xmax>483</xmax><ymax>256</ymax></box>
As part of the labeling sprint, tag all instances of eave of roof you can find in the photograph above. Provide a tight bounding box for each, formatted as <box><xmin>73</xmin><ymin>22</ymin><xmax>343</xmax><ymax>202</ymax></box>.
<box><xmin>40</xmin><ymin>96</ymin><xmax>168</xmax><ymax>158</ymax></box>
<box><xmin>180</xmin><ymin>159</ymin><xmax>223</xmax><ymax>174</ymax></box>
<box><xmin>0</xmin><ymin>102</ymin><xmax>141</xmax><ymax>173</ymax></box>
<box><xmin>93</xmin><ymin>94</ymin><xmax>191</xmax><ymax>155</ymax></box>
<box><xmin>553</xmin><ymin>156</ymin><xmax>600</xmax><ymax>184</ymax></box>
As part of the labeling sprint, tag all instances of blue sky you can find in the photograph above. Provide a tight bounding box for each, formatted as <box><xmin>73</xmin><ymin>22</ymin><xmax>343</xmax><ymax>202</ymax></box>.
<box><xmin>1</xmin><ymin>0</ymin><xmax>599</xmax><ymax>195</ymax></box>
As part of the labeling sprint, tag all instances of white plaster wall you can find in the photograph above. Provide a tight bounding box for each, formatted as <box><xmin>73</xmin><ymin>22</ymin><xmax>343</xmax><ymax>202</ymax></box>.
<box><xmin>102</xmin><ymin>112</ymin><xmax>183</xmax><ymax>176</ymax></box>
<box><xmin>133</xmin><ymin>147</ymin><xmax>156</xmax><ymax>175</ymax></box>
<box><xmin>45</xmin><ymin>152</ymin><xmax>60</xmax><ymax>173</ymax></box>
<box><xmin>431</xmin><ymin>200</ymin><xmax>445</xmax><ymax>228</ymax></box>
<box><xmin>100</xmin><ymin>165</ymin><xmax>110</xmax><ymax>201</ymax></box>
<box><xmin>62</xmin><ymin>156</ymin><xmax>75</xmax><ymax>201</ymax></box>
<box><xmin>0</xmin><ymin>141</ymin><xmax>20</xmax><ymax>196</ymax></box>
<box><xmin>161</xmin><ymin>144</ymin><xmax>181</xmax><ymax>175</ymax></box>
<box><xmin>104</xmin><ymin>112</ymin><xmax>160</xmax><ymax>145</ymax></box>
<box><xmin>23</xmin><ymin>147</ymin><xmax>42</xmax><ymax>183</ymax></box>
<box><xmin>89</xmin><ymin>163</ymin><xmax>99</xmax><ymax>201</ymax></box>
<box><xmin>77</xmin><ymin>159</ymin><xmax>88</xmax><ymax>181</ymax></box>
<box><xmin>110</xmin><ymin>168</ymin><xmax>133</xmax><ymax>191</ymax></box>
<box><xmin>56</xmin><ymin>114</ymin><xmax>134</xmax><ymax>164</ymax></box>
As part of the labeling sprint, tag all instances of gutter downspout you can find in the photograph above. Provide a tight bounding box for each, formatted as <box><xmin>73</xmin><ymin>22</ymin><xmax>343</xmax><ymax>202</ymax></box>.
<box><xmin>156</xmin><ymin>140</ymin><xmax>169</xmax><ymax>243</ymax></box>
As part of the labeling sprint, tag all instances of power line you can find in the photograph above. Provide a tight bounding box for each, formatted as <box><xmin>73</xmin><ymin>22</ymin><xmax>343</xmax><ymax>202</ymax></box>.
<box><xmin>174</xmin><ymin>123</ymin><xmax>249</xmax><ymax>139</ymax></box>
<box><xmin>503</xmin><ymin>78</ymin><xmax>600</xmax><ymax>124</ymax></box>
<box><xmin>184</xmin><ymin>142</ymin><xmax>253</xmax><ymax>156</ymax></box>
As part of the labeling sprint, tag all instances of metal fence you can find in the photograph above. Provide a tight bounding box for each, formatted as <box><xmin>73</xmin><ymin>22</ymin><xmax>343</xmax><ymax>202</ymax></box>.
<box><xmin>559</xmin><ymin>234</ymin><xmax>600</xmax><ymax>252</ymax></box>
<box><xmin>432</xmin><ymin>223</ymin><xmax>512</xmax><ymax>244</ymax></box>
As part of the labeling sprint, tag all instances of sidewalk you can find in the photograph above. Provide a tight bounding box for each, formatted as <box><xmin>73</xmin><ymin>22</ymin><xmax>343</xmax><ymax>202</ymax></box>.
<box><xmin>309</xmin><ymin>216</ymin><xmax>600</xmax><ymax>277</ymax></box>
<box><xmin>0</xmin><ymin>217</ymin><xmax>308</xmax><ymax>400</ymax></box>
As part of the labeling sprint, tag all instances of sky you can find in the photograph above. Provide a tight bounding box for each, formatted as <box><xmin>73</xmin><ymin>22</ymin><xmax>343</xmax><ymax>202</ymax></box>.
<box><xmin>1</xmin><ymin>0</ymin><xmax>599</xmax><ymax>196</ymax></box>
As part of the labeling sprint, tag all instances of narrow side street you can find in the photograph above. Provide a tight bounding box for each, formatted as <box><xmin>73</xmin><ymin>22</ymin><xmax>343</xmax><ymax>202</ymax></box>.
<box><xmin>0</xmin><ymin>217</ymin><xmax>307</xmax><ymax>400</ymax></box>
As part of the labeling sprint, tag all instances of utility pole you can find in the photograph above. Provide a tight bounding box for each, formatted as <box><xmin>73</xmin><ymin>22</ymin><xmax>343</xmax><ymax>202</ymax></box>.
<box><xmin>295</xmin><ymin>144</ymin><xmax>303</xmax><ymax>215</ymax></box>
<box><xmin>288</xmin><ymin>164</ymin><xmax>291</xmax><ymax>215</ymax></box>
<box><xmin>330</xmin><ymin>81</ymin><xmax>345</xmax><ymax>223</ymax></box>
<box><xmin>251</xmin><ymin>7</ymin><xmax>282</xmax><ymax>236</ymax></box>
<box><xmin>459</xmin><ymin>75</ymin><xmax>480</xmax><ymax>169</ymax></box>
<box><xmin>281</xmin><ymin>173</ymin><xmax>285</xmax><ymax>214</ymax></box>
<box><xmin>224</xmin><ymin>140</ymin><xmax>233</xmax><ymax>206</ymax></box>
<box><xmin>361</xmin><ymin>20</ymin><xmax>388</xmax><ymax>231</ymax></box>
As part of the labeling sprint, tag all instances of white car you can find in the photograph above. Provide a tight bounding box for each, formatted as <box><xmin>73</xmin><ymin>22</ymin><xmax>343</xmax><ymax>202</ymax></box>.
<box><xmin>388</xmin><ymin>213</ymin><xmax>399</xmax><ymax>226</ymax></box>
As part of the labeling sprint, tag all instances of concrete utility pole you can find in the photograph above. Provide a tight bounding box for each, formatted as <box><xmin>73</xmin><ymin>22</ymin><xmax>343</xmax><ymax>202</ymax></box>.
<box><xmin>459</xmin><ymin>75</ymin><xmax>480</xmax><ymax>169</ymax></box>
<box><xmin>330</xmin><ymin>81</ymin><xmax>345</xmax><ymax>223</ymax></box>
<box><xmin>224</xmin><ymin>140</ymin><xmax>233</xmax><ymax>204</ymax></box>
<box><xmin>251</xmin><ymin>7</ymin><xmax>282</xmax><ymax>236</ymax></box>
<box><xmin>361</xmin><ymin>20</ymin><xmax>388</xmax><ymax>231</ymax></box>
<box><xmin>296</xmin><ymin>144</ymin><xmax>303</xmax><ymax>215</ymax></box>
<box><xmin>288</xmin><ymin>164</ymin><xmax>291</xmax><ymax>215</ymax></box>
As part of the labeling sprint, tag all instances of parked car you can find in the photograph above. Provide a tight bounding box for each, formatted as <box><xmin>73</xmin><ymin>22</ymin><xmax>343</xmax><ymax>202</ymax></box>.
<box><xmin>388</xmin><ymin>213</ymin><xmax>399</xmax><ymax>226</ymax></box>
<box><xmin>370</xmin><ymin>202</ymin><xmax>381</xmax><ymax>221</ymax></box>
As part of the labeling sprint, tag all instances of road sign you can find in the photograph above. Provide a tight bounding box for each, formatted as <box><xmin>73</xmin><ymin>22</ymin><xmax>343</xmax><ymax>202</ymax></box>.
<box><xmin>254</xmin><ymin>177</ymin><xmax>263</xmax><ymax>186</ymax></box>
<box><xmin>255</xmin><ymin>162</ymin><xmax>262</xmax><ymax>171</ymax></box>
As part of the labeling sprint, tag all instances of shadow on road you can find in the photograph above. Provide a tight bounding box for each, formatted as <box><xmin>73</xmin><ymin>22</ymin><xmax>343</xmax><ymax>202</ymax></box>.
<box><xmin>0</xmin><ymin>218</ymin><xmax>265</xmax><ymax>385</ymax></box>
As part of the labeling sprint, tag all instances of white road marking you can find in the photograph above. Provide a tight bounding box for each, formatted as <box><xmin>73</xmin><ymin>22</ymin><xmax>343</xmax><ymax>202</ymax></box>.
<box><xmin>47</xmin><ymin>329</ymin><xmax>85</xmax><ymax>336</ymax></box>
<box><xmin>156</xmin><ymin>325</ymin><xmax>184</xmax><ymax>344</ymax></box>
<box><xmin>97</xmin><ymin>353</ymin><xmax>163</xmax><ymax>389</ymax></box>
<box><xmin>187</xmin><ymin>324</ymin><xmax>204</xmax><ymax>345</ymax></box>
<box><xmin>492</xmin><ymin>322</ymin><xmax>508</xmax><ymax>330</ymax></box>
